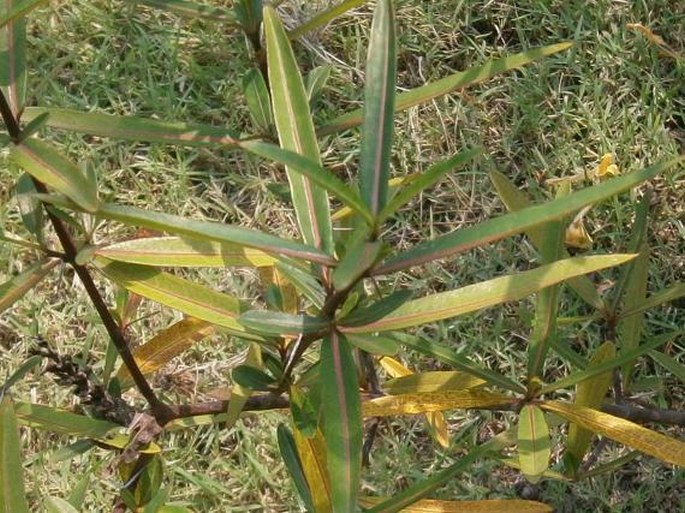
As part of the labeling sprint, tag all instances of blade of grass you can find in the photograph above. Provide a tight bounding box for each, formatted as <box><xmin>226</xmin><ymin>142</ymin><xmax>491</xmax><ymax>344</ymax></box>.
<box><xmin>0</xmin><ymin>396</ymin><xmax>29</xmax><ymax>512</ymax></box>
<box><xmin>288</xmin><ymin>0</ymin><xmax>365</xmax><ymax>40</ymax></box>
<box><xmin>0</xmin><ymin>257</ymin><xmax>59</xmax><ymax>313</ymax></box>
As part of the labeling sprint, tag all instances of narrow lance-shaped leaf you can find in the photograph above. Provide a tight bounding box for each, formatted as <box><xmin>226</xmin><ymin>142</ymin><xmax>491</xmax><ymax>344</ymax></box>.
<box><xmin>0</xmin><ymin>258</ymin><xmax>59</xmax><ymax>313</ymax></box>
<box><xmin>238</xmin><ymin>310</ymin><xmax>330</xmax><ymax>336</ymax></box>
<box><xmin>566</xmin><ymin>341</ymin><xmax>616</xmax><ymax>475</ymax></box>
<box><xmin>95</xmin><ymin>203</ymin><xmax>335</xmax><ymax>266</ymax></box>
<box><xmin>517</xmin><ymin>405</ymin><xmax>551</xmax><ymax>484</ymax></box>
<box><xmin>115</xmin><ymin>317</ymin><xmax>215</xmax><ymax>390</ymax></box>
<box><xmin>527</xmin><ymin>183</ymin><xmax>567</xmax><ymax>379</ymax></box>
<box><xmin>0</xmin><ymin>0</ymin><xmax>27</xmax><ymax>117</ymax></box>
<box><xmin>95</xmin><ymin>259</ymin><xmax>263</xmax><ymax>341</ymax></box>
<box><xmin>0</xmin><ymin>0</ymin><xmax>48</xmax><ymax>29</ymax></box>
<box><xmin>648</xmin><ymin>350</ymin><xmax>685</xmax><ymax>384</ymax></box>
<box><xmin>223</xmin><ymin>343</ymin><xmax>263</xmax><ymax>429</ymax></box>
<box><xmin>0</xmin><ymin>396</ymin><xmax>30</xmax><ymax>513</ymax></box>
<box><xmin>540</xmin><ymin>401</ymin><xmax>685</xmax><ymax>467</ymax></box>
<box><xmin>359</xmin><ymin>0</ymin><xmax>396</xmax><ymax>218</ymax></box>
<box><xmin>243</xmin><ymin>69</ymin><xmax>273</xmax><ymax>133</ymax></box>
<box><xmin>359</xmin><ymin>497</ymin><xmax>553</xmax><ymax>513</ymax></box>
<box><xmin>383</xmin><ymin>371</ymin><xmax>486</xmax><ymax>395</ymax></box>
<box><xmin>11</xmin><ymin>139</ymin><xmax>98</xmax><ymax>212</ymax></box>
<box><xmin>44</xmin><ymin>497</ymin><xmax>80</xmax><ymax>513</ymax></box>
<box><xmin>95</xmin><ymin>236</ymin><xmax>277</xmax><ymax>268</ymax></box>
<box><xmin>377</xmin><ymin>357</ymin><xmax>451</xmax><ymax>448</ymax></box>
<box><xmin>292</xmin><ymin>426</ymin><xmax>333</xmax><ymax>512</ymax></box>
<box><xmin>320</xmin><ymin>331</ymin><xmax>362</xmax><ymax>512</ymax></box>
<box><xmin>374</xmin><ymin>158</ymin><xmax>682</xmax><ymax>275</ymax></box>
<box><xmin>240</xmin><ymin>140</ymin><xmax>374</xmax><ymax>225</ymax></box>
<box><xmin>288</xmin><ymin>0</ymin><xmax>365</xmax><ymax>40</ymax></box>
<box><xmin>379</xmin><ymin>148</ymin><xmax>481</xmax><ymax>222</ymax></box>
<box><xmin>489</xmin><ymin>169</ymin><xmax>604</xmax><ymax>311</ymax></box>
<box><xmin>277</xmin><ymin>424</ymin><xmax>315</xmax><ymax>512</ymax></box>
<box><xmin>620</xmin><ymin>281</ymin><xmax>685</xmax><ymax>319</ymax></box>
<box><xmin>346</xmin><ymin>255</ymin><xmax>635</xmax><ymax>332</ymax></box>
<box><xmin>541</xmin><ymin>330</ymin><xmax>682</xmax><ymax>394</ymax></box>
<box><xmin>264</xmin><ymin>6</ymin><xmax>333</xmax><ymax>254</ymax></box>
<box><xmin>319</xmin><ymin>42</ymin><xmax>572</xmax><ymax>136</ymax></box>
<box><xmin>362</xmin><ymin>389</ymin><xmax>515</xmax><ymax>417</ymax></box>
<box><xmin>618</xmin><ymin>242</ymin><xmax>649</xmax><ymax>389</ymax></box>
<box><xmin>332</xmin><ymin>240</ymin><xmax>381</xmax><ymax>290</ymax></box>
<box><xmin>0</xmin><ymin>355</ymin><xmax>41</xmax><ymax>394</ymax></box>
<box><xmin>13</xmin><ymin>401</ymin><xmax>119</xmax><ymax>438</ymax></box>
<box><xmin>21</xmin><ymin>107</ymin><xmax>241</xmax><ymax>147</ymax></box>
<box><xmin>134</xmin><ymin>0</ymin><xmax>238</xmax><ymax>24</ymax></box>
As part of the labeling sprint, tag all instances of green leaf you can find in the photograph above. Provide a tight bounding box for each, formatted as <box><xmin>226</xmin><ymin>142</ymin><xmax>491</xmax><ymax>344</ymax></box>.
<box><xmin>243</xmin><ymin>69</ymin><xmax>273</xmax><ymax>133</ymax></box>
<box><xmin>49</xmin><ymin>440</ymin><xmax>93</xmax><ymax>463</ymax></box>
<box><xmin>274</xmin><ymin>261</ymin><xmax>326</xmax><ymax>309</ymax></box>
<box><xmin>541</xmin><ymin>330</ymin><xmax>682</xmax><ymax>394</ymax></box>
<box><xmin>0</xmin><ymin>396</ymin><xmax>30</xmax><ymax>513</ymax></box>
<box><xmin>232</xmin><ymin>365</ymin><xmax>276</xmax><ymax>391</ymax></box>
<box><xmin>305</xmin><ymin>65</ymin><xmax>332</xmax><ymax>105</ymax></box>
<box><xmin>291</xmin><ymin>426</ymin><xmax>333</xmax><ymax>512</ymax></box>
<box><xmin>264</xmin><ymin>6</ymin><xmax>333</xmax><ymax>254</ymax></box>
<box><xmin>319</xmin><ymin>42</ymin><xmax>572</xmax><ymax>136</ymax></box>
<box><xmin>135</xmin><ymin>0</ymin><xmax>238</xmax><ymax>23</ymax></box>
<box><xmin>347</xmin><ymin>255</ymin><xmax>635</xmax><ymax>332</ymax></box>
<box><xmin>44</xmin><ymin>496</ymin><xmax>79</xmax><ymax>513</ymax></box>
<box><xmin>320</xmin><ymin>331</ymin><xmax>362</xmax><ymax>512</ymax></box>
<box><xmin>13</xmin><ymin>401</ymin><xmax>119</xmax><ymax>438</ymax></box>
<box><xmin>0</xmin><ymin>258</ymin><xmax>59</xmax><ymax>313</ymax></box>
<box><xmin>238</xmin><ymin>310</ymin><xmax>330</xmax><ymax>336</ymax></box>
<box><xmin>95</xmin><ymin>236</ymin><xmax>277</xmax><ymax>268</ymax></box>
<box><xmin>488</xmin><ymin>169</ymin><xmax>604</xmax><ymax>311</ymax></box>
<box><xmin>383</xmin><ymin>371</ymin><xmax>486</xmax><ymax>395</ymax></box>
<box><xmin>0</xmin><ymin>0</ymin><xmax>27</xmax><ymax>118</ymax></box>
<box><xmin>379</xmin><ymin>148</ymin><xmax>480</xmax><ymax>222</ymax></box>
<box><xmin>21</xmin><ymin>107</ymin><xmax>240</xmax><ymax>147</ymax></box>
<box><xmin>620</xmin><ymin>282</ymin><xmax>685</xmax><ymax>319</ymax></box>
<box><xmin>364</xmin><ymin>444</ymin><xmax>485</xmax><ymax>513</ymax></box>
<box><xmin>95</xmin><ymin>203</ymin><xmax>335</xmax><ymax>265</ymax></box>
<box><xmin>359</xmin><ymin>0</ymin><xmax>396</xmax><ymax>219</ymax></box>
<box><xmin>288</xmin><ymin>0</ymin><xmax>365</xmax><ymax>40</ymax></box>
<box><xmin>11</xmin><ymin>138</ymin><xmax>98</xmax><ymax>212</ymax></box>
<box><xmin>0</xmin><ymin>355</ymin><xmax>41</xmax><ymax>394</ymax></box>
<box><xmin>332</xmin><ymin>240</ymin><xmax>381</xmax><ymax>290</ymax></box>
<box><xmin>338</xmin><ymin>289</ymin><xmax>412</xmax><ymax>327</ymax></box>
<box><xmin>374</xmin><ymin>158</ymin><xmax>682</xmax><ymax>275</ymax></box>
<box><xmin>96</xmin><ymin>259</ymin><xmax>261</xmax><ymax>340</ymax></box>
<box><xmin>115</xmin><ymin>317</ymin><xmax>215</xmax><ymax>390</ymax></box>
<box><xmin>395</xmin><ymin>333</ymin><xmax>524</xmax><ymax>393</ymax></box>
<box><xmin>618</xmin><ymin>243</ymin><xmax>649</xmax><ymax>388</ymax></box>
<box><xmin>345</xmin><ymin>333</ymin><xmax>399</xmax><ymax>356</ymax></box>
<box><xmin>566</xmin><ymin>341</ymin><xmax>616</xmax><ymax>475</ymax></box>
<box><xmin>648</xmin><ymin>350</ymin><xmax>685</xmax><ymax>383</ymax></box>
<box><xmin>15</xmin><ymin>172</ymin><xmax>44</xmax><ymax>241</ymax></box>
<box><xmin>224</xmin><ymin>343</ymin><xmax>263</xmax><ymax>429</ymax></box>
<box><xmin>240</xmin><ymin>140</ymin><xmax>374</xmax><ymax>225</ymax></box>
<box><xmin>277</xmin><ymin>424</ymin><xmax>315</xmax><ymax>512</ymax></box>
<box><xmin>540</xmin><ymin>401</ymin><xmax>685</xmax><ymax>467</ymax></box>
<box><xmin>517</xmin><ymin>405</ymin><xmax>550</xmax><ymax>484</ymax></box>
<box><xmin>233</xmin><ymin>0</ymin><xmax>262</xmax><ymax>35</ymax></box>
<box><xmin>527</xmin><ymin>184</ymin><xmax>567</xmax><ymax>380</ymax></box>
<box><xmin>0</xmin><ymin>0</ymin><xmax>47</xmax><ymax>29</ymax></box>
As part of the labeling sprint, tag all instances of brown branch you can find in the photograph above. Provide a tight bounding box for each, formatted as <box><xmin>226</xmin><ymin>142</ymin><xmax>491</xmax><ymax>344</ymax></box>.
<box><xmin>164</xmin><ymin>393</ymin><xmax>290</xmax><ymax>422</ymax></box>
<box><xmin>601</xmin><ymin>403</ymin><xmax>685</xmax><ymax>426</ymax></box>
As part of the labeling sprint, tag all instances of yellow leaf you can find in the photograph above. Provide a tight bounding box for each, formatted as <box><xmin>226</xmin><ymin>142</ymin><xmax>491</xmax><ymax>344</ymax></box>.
<box><xmin>379</xmin><ymin>357</ymin><xmax>450</xmax><ymax>447</ymax></box>
<box><xmin>626</xmin><ymin>23</ymin><xmax>684</xmax><ymax>61</ymax></box>
<box><xmin>541</xmin><ymin>401</ymin><xmax>685</xmax><ymax>467</ymax></box>
<box><xmin>359</xmin><ymin>496</ymin><xmax>553</xmax><ymax>512</ymax></box>
<box><xmin>116</xmin><ymin>317</ymin><xmax>214</xmax><ymax>390</ymax></box>
<box><xmin>292</xmin><ymin>426</ymin><xmax>332</xmax><ymax>513</ymax></box>
<box><xmin>594</xmin><ymin>153</ymin><xmax>619</xmax><ymax>181</ymax></box>
<box><xmin>564</xmin><ymin>219</ymin><xmax>593</xmax><ymax>249</ymax></box>
<box><xmin>383</xmin><ymin>371</ymin><xmax>486</xmax><ymax>395</ymax></box>
<box><xmin>362</xmin><ymin>389</ymin><xmax>514</xmax><ymax>417</ymax></box>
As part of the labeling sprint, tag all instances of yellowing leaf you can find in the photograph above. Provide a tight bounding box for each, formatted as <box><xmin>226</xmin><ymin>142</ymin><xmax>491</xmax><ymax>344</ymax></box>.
<box><xmin>362</xmin><ymin>389</ymin><xmax>514</xmax><ymax>417</ymax></box>
<box><xmin>359</xmin><ymin>496</ymin><xmax>553</xmax><ymax>512</ymax></box>
<box><xmin>292</xmin><ymin>426</ymin><xmax>332</xmax><ymax>513</ymax></box>
<box><xmin>564</xmin><ymin>218</ymin><xmax>593</xmax><ymax>249</ymax></box>
<box><xmin>541</xmin><ymin>401</ymin><xmax>685</xmax><ymax>467</ymax></box>
<box><xmin>115</xmin><ymin>317</ymin><xmax>214</xmax><ymax>390</ymax></box>
<box><xmin>379</xmin><ymin>357</ymin><xmax>450</xmax><ymax>447</ymax></box>
<box><xmin>517</xmin><ymin>405</ymin><xmax>551</xmax><ymax>484</ymax></box>
<box><xmin>383</xmin><ymin>371</ymin><xmax>486</xmax><ymax>395</ymax></box>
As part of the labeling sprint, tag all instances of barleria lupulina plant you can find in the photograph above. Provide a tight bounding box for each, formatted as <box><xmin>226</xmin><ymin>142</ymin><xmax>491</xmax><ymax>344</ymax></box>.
<box><xmin>1</xmin><ymin>1</ymin><xmax>683</xmax><ymax>511</ymax></box>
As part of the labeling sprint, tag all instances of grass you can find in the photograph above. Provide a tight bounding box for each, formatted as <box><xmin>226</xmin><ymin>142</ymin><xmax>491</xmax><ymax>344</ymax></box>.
<box><xmin>1</xmin><ymin>0</ymin><xmax>684</xmax><ymax>511</ymax></box>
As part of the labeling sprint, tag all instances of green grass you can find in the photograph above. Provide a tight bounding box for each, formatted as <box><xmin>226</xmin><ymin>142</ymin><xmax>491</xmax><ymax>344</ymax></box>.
<box><xmin>1</xmin><ymin>0</ymin><xmax>684</xmax><ymax>511</ymax></box>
